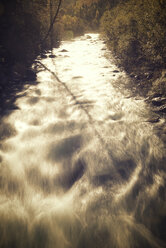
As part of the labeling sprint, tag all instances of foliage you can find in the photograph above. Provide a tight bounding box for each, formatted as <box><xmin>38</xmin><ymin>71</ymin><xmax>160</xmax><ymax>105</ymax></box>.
<box><xmin>60</xmin><ymin>0</ymin><xmax>108</xmax><ymax>34</ymax></box>
<box><xmin>0</xmin><ymin>0</ymin><xmax>61</xmax><ymax>82</ymax></box>
<box><xmin>100</xmin><ymin>0</ymin><xmax>166</xmax><ymax>72</ymax></box>
<box><xmin>61</xmin><ymin>14</ymin><xmax>84</xmax><ymax>37</ymax></box>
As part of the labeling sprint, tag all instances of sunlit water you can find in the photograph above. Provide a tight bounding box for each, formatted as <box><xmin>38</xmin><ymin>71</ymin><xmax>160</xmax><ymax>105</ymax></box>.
<box><xmin>0</xmin><ymin>34</ymin><xmax>166</xmax><ymax>248</ymax></box>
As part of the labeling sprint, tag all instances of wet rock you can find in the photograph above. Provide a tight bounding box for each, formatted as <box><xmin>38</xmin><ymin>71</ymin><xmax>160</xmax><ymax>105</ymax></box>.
<box><xmin>155</xmin><ymin>104</ymin><xmax>166</xmax><ymax>113</ymax></box>
<box><xmin>60</xmin><ymin>49</ymin><xmax>68</xmax><ymax>52</ymax></box>
<box><xmin>151</xmin><ymin>97</ymin><xmax>166</xmax><ymax>106</ymax></box>
<box><xmin>35</xmin><ymin>89</ymin><xmax>41</xmax><ymax>96</ymax></box>
<box><xmin>130</xmin><ymin>73</ymin><xmax>136</xmax><ymax>78</ymax></box>
<box><xmin>146</xmin><ymin>72</ymin><xmax>153</xmax><ymax>79</ymax></box>
<box><xmin>146</xmin><ymin>93</ymin><xmax>163</xmax><ymax>102</ymax></box>
<box><xmin>134</xmin><ymin>75</ymin><xmax>141</xmax><ymax>80</ymax></box>
<box><xmin>27</xmin><ymin>96</ymin><xmax>39</xmax><ymax>105</ymax></box>
<box><xmin>86</xmin><ymin>35</ymin><xmax>92</xmax><ymax>39</ymax></box>
<box><xmin>147</xmin><ymin>117</ymin><xmax>160</xmax><ymax>123</ymax></box>
<box><xmin>49</xmin><ymin>54</ymin><xmax>56</xmax><ymax>58</ymax></box>
<box><xmin>109</xmin><ymin>112</ymin><xmax>124</xmax><ymax>121</ymax></box>
<box><xmin>72</xmin><ymin>76</ymin><xmax>83</xmax><ymax>79</ymax></box>
<box><xmin>152</xmin><ymin>93</ymin><xmax>163</xmax><ymax>98</ymax></box>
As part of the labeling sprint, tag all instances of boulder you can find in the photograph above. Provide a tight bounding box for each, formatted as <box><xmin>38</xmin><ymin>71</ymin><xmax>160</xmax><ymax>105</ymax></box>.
<box><xmin>156</xmin><ymin>104</ymin><xmax>166</xmax><ymax>113</ymax></box>
<box><xmin>60</xmin><ymin>49</ymin><xmax>68</xmax><ymax>52</ymax></box>
<box><xmin>130</xmin><ymin>73</ymin><xmax>136</xmax><ymax>78</ymax></box>
<box><xmin>86</xmin><ymin>35</ymin><xmax>92</xmax><ymax>39</ymax></box>
<box><xmin>49</xmin><ymin>54</ymin><xmax>56</xmax><ymax>58</ymax></box>
<box><xmin>147</xmin><ymin>117</ymin><xmax>160</xmax><ymax>123</ymax></box>
<box><xmin>151</xmin><ymin>97</ymin><xmax>166</xmax><ymax>106</ymax></box>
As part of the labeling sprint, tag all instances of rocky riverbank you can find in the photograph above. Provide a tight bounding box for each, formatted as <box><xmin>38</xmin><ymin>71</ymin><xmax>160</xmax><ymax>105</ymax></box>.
<box><xmin>127</xmin><ymin>67</ymin><xmax>166</xmax><ymax>116</ymax></box>
<box><xmin>99</xmin><ymin>0</ymin><xmax>166</xmax><ymax>117</ymax></box>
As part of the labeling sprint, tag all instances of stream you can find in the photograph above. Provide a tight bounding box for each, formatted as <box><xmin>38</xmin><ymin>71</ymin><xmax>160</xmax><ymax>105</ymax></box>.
<box><xmin>0</xmin><ymin>33</ymin><xmax>165</xmax><ymax>248</ymax></box>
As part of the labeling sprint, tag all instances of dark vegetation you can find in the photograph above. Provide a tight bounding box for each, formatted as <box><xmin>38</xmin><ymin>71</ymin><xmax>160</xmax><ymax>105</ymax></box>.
<box><xmin>59</xmin><ymin>0</ymin><xmax>107</xmax><ymax>38</ymax></box>
<box><xmin>0</xmin><ymin>0</ymin><xmax>61</xmax><ymax>115</ymax></box>
<box><xmin>100</xmin><ymin>0</ymin><xmax>166</xmax><ymax>98</ymax></box>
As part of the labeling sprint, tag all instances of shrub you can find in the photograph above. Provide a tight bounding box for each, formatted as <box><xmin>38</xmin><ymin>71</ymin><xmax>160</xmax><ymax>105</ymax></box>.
<box><xmin>100</xmin><ymin>0</ymin><xmax>166</xmax><ymax>71</ymax></box>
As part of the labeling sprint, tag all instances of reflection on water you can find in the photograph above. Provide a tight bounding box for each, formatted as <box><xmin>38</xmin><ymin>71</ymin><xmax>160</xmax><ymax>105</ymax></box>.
<box><xmin>0</xmin><ymin>34</ymin><xmax>165</xmax><ymax>248</ymax></box>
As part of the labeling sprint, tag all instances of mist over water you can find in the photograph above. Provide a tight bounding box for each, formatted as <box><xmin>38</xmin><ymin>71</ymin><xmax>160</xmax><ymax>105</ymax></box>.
<box><xmin>0</xmin><ymin>34</ymin><xmax>165</xmax><ymax>248</ymax></box>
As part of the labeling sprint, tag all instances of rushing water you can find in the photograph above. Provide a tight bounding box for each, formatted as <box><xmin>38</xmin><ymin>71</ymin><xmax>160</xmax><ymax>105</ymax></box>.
<box><xmin>0</xmin><ymin>33</ymin><xmax>166</xmax><ymax>248</ymax></box>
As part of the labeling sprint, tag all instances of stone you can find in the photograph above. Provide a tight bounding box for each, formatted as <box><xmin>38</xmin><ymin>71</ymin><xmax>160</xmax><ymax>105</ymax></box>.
<box><xmin>130</xmin><ymin>73</ymin><xmax>135</xmax><ymax>78</ymax></box>
<box><xmin>60</xmin><ymin>49</ymin><xmax>68</xmax><ymax>52</ymax></box>
<box><xmin>49</xmin><ymin>54</ymin><xmax>56</xmax><ymax>58</ymax></box>
<box><xmin>151</xmin><ymin>97</ymin><xmax>166</xmax><ymax>106</ymax></box>
<box><xmin>147</xmin><ymin>117</ymin><xmax>160</xmax><ymax>123</ymax></box>
<box><xmin>112</xmin><ymin>70</ymin><xmax>120</xmax><ymax>73</ymax></box>
<box><xmin>157</xmin><ymin>104</ymin><xmax>166</xmax><ymax>113</ymax></box>
<box><xmin>72</xmin><ymin>76</ymin><xmax>83</xmax><ymax>79</ymax></box>
<box><xmin>146</xmin><ymin>73</ymin><xmax>153</xmax><ymax>79</ymax></box>
<box><xmin>134</xmin><ymin>75</ymin><xmax>141</xmax><ymax>80</ymax></box>
<box><xmin>86</xmin><ymin>35</ymin><xmax>92</xmax><ymax>39</ymax></box>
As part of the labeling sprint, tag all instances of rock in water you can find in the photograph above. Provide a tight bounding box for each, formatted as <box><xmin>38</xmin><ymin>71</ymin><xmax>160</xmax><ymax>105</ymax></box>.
<box><xmin>49</xmin><ymin>54</ymin><xmax>56</xmax><ymax>58</ymax></box>
<box><xmin>156</xmin><ymin>104</ymin><xmax>166</xmax><ymax>113</ymax></box>
<box><xmin>60</xmin><ymin>49</ymin><xmax>68</xmax><ymax>52</ymax></box>
<box><xmin>86</xmin><ymin>35</ymin><xmax>92</xmax><ymax>39</ymax></box>
<box><xmin>152</xmin><ymin>97</ymin><xmax>166</xmax><ymax>106</ymax></box>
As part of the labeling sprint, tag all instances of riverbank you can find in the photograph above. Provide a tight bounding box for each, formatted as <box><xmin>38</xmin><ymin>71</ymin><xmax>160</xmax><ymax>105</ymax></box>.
<box><xmin>111</xmin><ymin>58</ymin><xmax>166</xmax><ymax>119</ymax></box>
<box><xmin>99</xmin><ymin>0</ymin><xmax>166</xmax><ymax>113</ymax></box>
<box><xmin>101</xmin><ymin>37</ymin><xmax>166</xmax><ymax>117</ymax></box>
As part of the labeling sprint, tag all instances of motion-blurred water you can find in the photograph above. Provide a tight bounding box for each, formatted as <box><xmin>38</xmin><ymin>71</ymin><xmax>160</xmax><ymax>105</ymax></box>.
<box><xmin>0</xmin><ymin>33</ymin><xmax>165</xmax><ymax>248</ymax></box>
